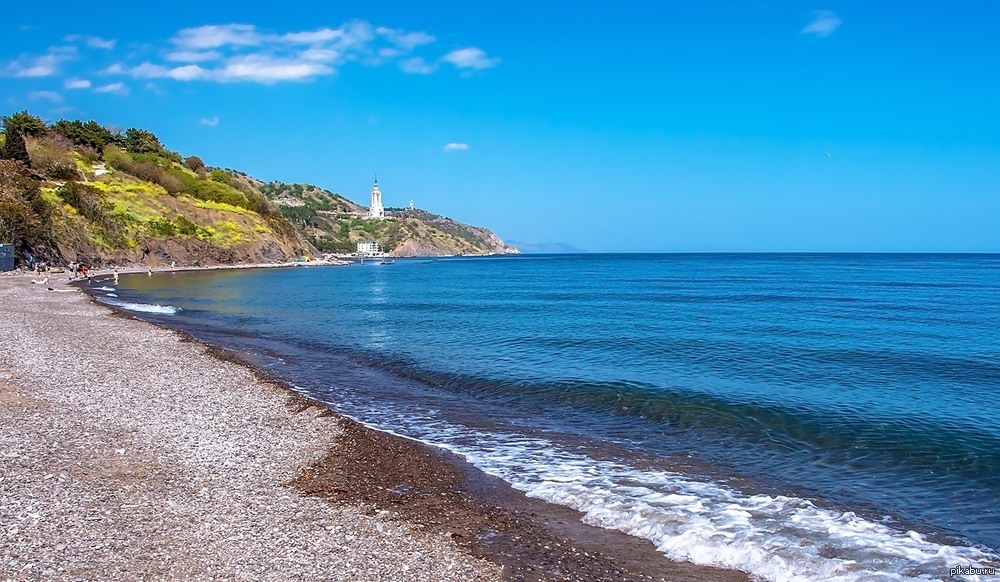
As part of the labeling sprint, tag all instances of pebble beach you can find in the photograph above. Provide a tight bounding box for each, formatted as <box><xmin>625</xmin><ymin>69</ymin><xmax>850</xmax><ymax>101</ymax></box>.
<box><xmin>0</xmin><ymin>270</ymin><xmax>748</xmax><ymax>581</ymax></box>
<box><xmin>0</xmin><ymin>272</ymin><xmax>500</xmax><ymax>581</ymax></box>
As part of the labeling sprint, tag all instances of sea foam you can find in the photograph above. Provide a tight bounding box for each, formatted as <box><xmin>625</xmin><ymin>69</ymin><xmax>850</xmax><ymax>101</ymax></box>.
<box><xmin>331</xmin><ymin>400</ymin><xmax>998</xmax><ymax>582</ymax></box>
<box><xmin>97</xmin><ymin>297</ymin><xmax>181</xmax><ymax>315</ymax></box>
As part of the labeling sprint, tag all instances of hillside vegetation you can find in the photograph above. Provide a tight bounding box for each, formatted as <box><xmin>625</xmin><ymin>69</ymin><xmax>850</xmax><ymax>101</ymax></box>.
<box><xmin>0</xmin><ymin>110</ymin><xmax>517</xmax><ymax>268</ymax></box>
<box><xmin>262</xmin><ymin>183</ymin><xmax>519</xmax><ymax>256</ymax></box>
<box><xmin>0</xmin><ymin>111</ymin><xmax>309</xmax><ymax>267</ymax></box>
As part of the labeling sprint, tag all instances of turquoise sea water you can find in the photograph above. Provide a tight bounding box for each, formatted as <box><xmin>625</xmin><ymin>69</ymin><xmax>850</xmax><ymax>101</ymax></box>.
<box><xmin>98</xmin><ymin>254</ymin><xmax>1000</xmax><ymax>580</ymax></box>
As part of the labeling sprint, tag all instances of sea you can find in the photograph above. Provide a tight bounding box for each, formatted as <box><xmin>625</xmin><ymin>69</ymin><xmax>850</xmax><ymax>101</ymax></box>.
<box><xmin>92</xmin><ymin>254</ymin><xmax>1000</xmax><ymax>581</ymax></box>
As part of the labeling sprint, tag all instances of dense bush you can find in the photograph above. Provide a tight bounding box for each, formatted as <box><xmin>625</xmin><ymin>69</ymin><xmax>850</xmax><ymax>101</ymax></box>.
<box><xmin>2</xmin><ymin>111</ymin><xmax>47</xmax><ymax>137</ymax></box>
<box><xmin>104</xmin><ymin>145</ymin><xmax>184</xmax><ymax>194</ymax></box>
<box><xmin>195</xmin><ymin>180</ymin><xmax>249</xmax><ymax>208</ymax></box>
<box><xmin>27</xmin><ymin>135</ymin><xmax>79</xmax><ymax>180</ymax></box>
<box><xmin>174</xmin><ymin>215</ymin><xmax>199</xmax><ymax>235</ymax></box>
<box><xmin>123</xmin><ymin>128</ymin><xmax>163</xmax><ymax>155</ymax></box>
<box><xmin>280</xmin><ymin>205</ymin><xmax>316</xmax><ymax>225</ymax></box>
<box><xmin>0</xmin><ymin>160</ymin><xmax>51</xmax><ymax>255</ymax></box>
<box><xmin>184</xmin><ymin>156</ymin><xmax>205</xmax><ymax>172</ymax></box>
<box><xmin>1</xmin><ymin>129</ymin><xmax>30</xmax><ymax>166</ymax></box>
<box><xmin>56</xmin><ymin>182</ymin><xmax>126</xmax><ymax>245</ymax></box>
<box><xmin>51</xmin><ymin>119</ymin><xmax>122</xmax><ymax>151</ymax></box>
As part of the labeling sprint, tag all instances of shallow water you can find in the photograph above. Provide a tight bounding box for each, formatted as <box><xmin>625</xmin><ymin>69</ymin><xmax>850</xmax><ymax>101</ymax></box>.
<box><xmin>98</xmin><ymin>254</ymin><xmax>1000</xmax><ymax>580</ymax></box>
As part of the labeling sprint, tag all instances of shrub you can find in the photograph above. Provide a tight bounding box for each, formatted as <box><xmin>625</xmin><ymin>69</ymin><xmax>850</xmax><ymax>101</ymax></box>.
<box><xmin>27</xmin><ymin>135</ymin><xmax>78</xmax><ymax>179</ymax></box>
<box><xmin>123</xmin><ymin>128</ymin><xmax>163</xmax><ymax>154</ymax></box>
<box><xmin>184</xmin><ymin>156</ymin><xmax>205</xmax><ymax>172</ymax></box>
<box><xmin>209</xmin><ymin>169</ymin><xmax>229</xmax><ymax>184</ymax></box>
<box><xmin>147</xmin><ymin>217</ymin><xmax>177</xmax><ymax>237</ymax></box>
<box><xmin>104</xmin><ymin>145</ymin><xmax>184</xmax><ymax>194</ymax></box>
<box><xmin>174</xmin><ymin>215</ymin><xmax>198</xmax><ymax>235</ymax></box>
<box><xmin>1</xmin><ymin>129</ymin><xmax>30</xmax><ymax>166</ymax></box>
<box><xmin>46</xmin><ymin>162</ymin><xmax>81</xmax><ymax>181</ymax></box>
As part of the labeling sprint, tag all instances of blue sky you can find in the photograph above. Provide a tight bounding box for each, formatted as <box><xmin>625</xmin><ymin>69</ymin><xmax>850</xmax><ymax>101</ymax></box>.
<box><xmin>3</xmin><ymin>1</ymin><xmax>998</xmax><ymax>252</ymax></box>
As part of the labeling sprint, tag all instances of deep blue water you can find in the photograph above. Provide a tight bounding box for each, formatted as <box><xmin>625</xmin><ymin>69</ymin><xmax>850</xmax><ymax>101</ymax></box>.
<box><xmin>99</xmin><ymin>254</ymin><xmax>1000</xmax><ymax>580</ymax></box>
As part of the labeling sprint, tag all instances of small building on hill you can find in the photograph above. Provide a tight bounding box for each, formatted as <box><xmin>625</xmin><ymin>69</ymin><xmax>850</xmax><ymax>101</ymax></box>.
<box><xmin>357</xmin><ymin>240</ymin><xmax>383</xmax><ymax>257</ymax></box>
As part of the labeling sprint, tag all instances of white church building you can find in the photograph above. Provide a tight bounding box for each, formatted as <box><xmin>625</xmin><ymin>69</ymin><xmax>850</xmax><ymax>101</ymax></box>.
<box><xmin>368</xmin><ymin>177</ymin><xmax>385</xmax><ymax>219</ymax></box>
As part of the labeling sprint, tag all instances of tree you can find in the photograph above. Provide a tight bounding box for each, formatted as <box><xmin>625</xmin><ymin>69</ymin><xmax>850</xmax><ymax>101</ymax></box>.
<box><xmin>52</xmin><ymin>119</ymin><xmax>122</xmax><ymax>151</ymax></box>
<box><xmin>123</xmin><ymin>127</ymin><xmax>163</xmax><ymax>154</ymax></box>
<box><xmin>1</xmin><ymin>111</ymin><xmax>46</xmax><ymax>137</ymax></box>
<box><xmin>184</xmin><ymin>156</ymin><xmax>205</xmax><ymax>172</ymax></box>
<box><xmin>1</xmin><ymin>129</ymin><xmax>31</xmax><ymax>167</ymax></box>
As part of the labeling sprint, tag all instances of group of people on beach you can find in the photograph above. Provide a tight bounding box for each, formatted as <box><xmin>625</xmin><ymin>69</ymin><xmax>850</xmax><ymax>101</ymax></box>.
<box><xmin>67</xmin><ymin>261</ymin><xmax>91</xmax><ymax>281</ymax></box>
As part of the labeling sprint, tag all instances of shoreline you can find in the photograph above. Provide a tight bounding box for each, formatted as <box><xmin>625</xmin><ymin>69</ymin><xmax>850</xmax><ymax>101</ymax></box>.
<box><xmin>1</xmin><ymin>271</ymin><xmax>747</xmax><ymax>581</ymax></box>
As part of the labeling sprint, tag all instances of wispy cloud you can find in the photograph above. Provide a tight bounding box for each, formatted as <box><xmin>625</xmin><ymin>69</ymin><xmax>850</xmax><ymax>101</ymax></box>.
<box><xmin>443</xmin><ymin>142</ymin><xmax>470</xmax><ymax>152</ymax></box>
<box><xmin>400</xmin><ymin>57</ymin><xmax>435</xmax><ymax>75</ymax></box>
<box><xmin>66</xmin><ymin>35</ymin><xmax>116</xmax><ymax>49</ymax></box>
<box><xmin>801</xmin><ymin>10</ymin><xmax>842</xmax><ymax>37</ymax></box>
<box><xmin>166</xmin><ymin>50</ymin><xmax>222</xmax><ymax>62</ymax></box>
<box><xmin>376</xmin><ymin>27</ymin><xmax>435</xmax><ymax>51</ymax></box>
<box><xmin>441</xmin><ymin>47</ymin><xmax>500</xmax><ymax>70</ymax></box>
<box><xmin>2</xmin><ymin>46</ymin><xmax>77</xmax><ymax>77</ymax></box>
<box><xmin>94</xmin><ymin>82</ymin><xmax>128</xmax><ymax>94</ymax></box>
<box><xmin>28</xmin><ymin>90</ymin><xmax>62</xmax><ymax>102</ymax></box>
<box><xmin>199</xmin><ymin>116</ymin><xmax>219</xmax><ymax>127</ymax></box>
<box><xmin>98</xmin><ymin>21</ymin><xmax>497</xmax><ymax>85</ymax></box>
<box><xmin>64</xmin><ymin>78</ymin><xmax>91</xmax><ymax>89</ymax></box>
<box><xmin>172</xmin><ymin>24</ymin><xmax>261</xmax><ymax>50</ymax></box>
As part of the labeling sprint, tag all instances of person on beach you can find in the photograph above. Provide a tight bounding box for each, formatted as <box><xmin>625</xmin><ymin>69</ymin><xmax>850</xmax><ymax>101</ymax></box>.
<box><xmin>113</xmin><ymin>270</ymin><xmax>119</xmax><ymax>284</ymax></box>
<box><xmin>147</xmin><ymin>267</ymin><xmax>152</xmax><ymax>277</ymax></box>
<box><xmin>171</xmin><ymin>261</ymin><xmax>176</xmax><ymax>269</ymax></box>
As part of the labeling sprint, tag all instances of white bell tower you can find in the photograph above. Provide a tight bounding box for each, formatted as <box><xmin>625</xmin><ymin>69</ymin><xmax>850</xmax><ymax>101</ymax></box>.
<box><xmin>368</xmin><ymin>176</ymin><xmax>384</xmax><ymax>219</ymax></box>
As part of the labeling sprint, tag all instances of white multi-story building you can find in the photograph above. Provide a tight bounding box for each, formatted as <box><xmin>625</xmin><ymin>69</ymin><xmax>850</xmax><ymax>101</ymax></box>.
<box><xmin>368</xmin><ymin>178</ymin><xmax>384</xmax><ymax>219</ymax></box>
<box><xmin>357</xmin><ymin>240</ymin><xmax>383</xmax><ymax>256</ymax></box>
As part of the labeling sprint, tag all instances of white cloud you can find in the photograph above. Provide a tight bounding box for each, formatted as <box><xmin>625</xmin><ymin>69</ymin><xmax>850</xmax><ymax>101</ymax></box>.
<box><xmin>300</xmin><ymin>48</ymin><xmax>341</xmax><ymax>62</ymax></box>
<box><xmin>166</xmin><ymin>50</ymin><xmax>222</xmax><ymax>62</ymax></box>
<box><xmin>94</xmin><ymin>82</ymin><xmax>128</xmax><ymax>94</ymax></box>
<box><xmin>65</xmin><ymin>35</ymin><xmax>116</xmax><ymax>49</ymax></box>
<box><xmin>400</xmin><ymin>57</ymin><xmax>435</xmax><ymax>75</ymax></box>
<box><xmin>173</xmin><ymin>24</ymin><xmax>261</xmax><ymax>49</ymax></box>
<box><xmin>87</xmin><ymin>36</ymin><xmax>116</xmax><ymax>49</ymax></box>
<box><xmin>96</xmin><ymin>22</ymin><xmax>494</xmax><ymax>85</ymax></box>
<box><xmin>199</xmin><ymin>116</ymin><xmax>219</xmax><ymax>127</ymax></box>
<box><xmin>801</xmin><ymin>10</ymin><xmax>842</xmax><ymax>37</ymax></box>
<box><xmin>280</xmin><ymin>28</ymin><xmax>344</xmax><ymax>44</ymax></box>
<box><xmin>217</xmin><ymin>54</ymin><xmax>332</xmax><ymax>82</ymax></box>
<box><xmin>3</xmin><ymin>46</ymin><xmax>77</xmax><ymax>77</ymax></box>
<box><xmin>376</xmin><ymin>27</ymin><xmax>435</xmax><ymax>50</ymax></box>
<box><xmin>64</xmin><ymin>78</ymin><xmax>91</xmax><ymax>89</ymax></box>
<box><xmin>129</xmin><ymin>62</ymin><xmax>207</xmax><ymax>81</ymax></box>
<box><xmin>170</xmin><ymin>64</ymin><xmax>209</xmax><ymax>81</ymax></box>
<box><xmin>443</xmin><ymin>142</ymin><xmax>470</xmax><ymax>152</ymax></box>
<box><xmin>29</xmin><ymin>90</ymin><xmax>62</xmax><ymax>102</ymax></box>
<box><xmin>441</xmin><ymin>47</ymin><xmax>500</xmax><ymax>70</ymax></box>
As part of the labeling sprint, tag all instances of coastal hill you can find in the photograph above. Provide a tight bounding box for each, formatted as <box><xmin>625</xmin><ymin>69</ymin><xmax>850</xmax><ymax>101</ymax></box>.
<box><xmin>257</xmin><ymin>180</ymin><xmax>519</xmax><ymax>257</ymax></box>
<box><xmin>0</xmin><ymin>110</ymin><xmax>517</xmax><ymax>267</ymax></box>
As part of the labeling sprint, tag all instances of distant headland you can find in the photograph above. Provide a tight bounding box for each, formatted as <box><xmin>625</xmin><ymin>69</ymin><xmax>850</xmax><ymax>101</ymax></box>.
<box><xmin>0</xmin><ymin>110</ymin><xmax>518</xmax><ymax>270</ymax></box>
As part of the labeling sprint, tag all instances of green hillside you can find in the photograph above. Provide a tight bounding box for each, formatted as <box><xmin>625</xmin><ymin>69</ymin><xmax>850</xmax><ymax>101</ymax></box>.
<box><xmin>0</xmin><ymin>110</ymin><xmax>517</xmax><ymax>268</ymax></box>
<box><xmin>262</xmin><ymin>183</ymin><xmax>519</xmax><ymax>256</ymax></box>
<box><xmin>0</xmin><ymin>110</ymin><xmax>311</xmax><ymax>267</ymax></box>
